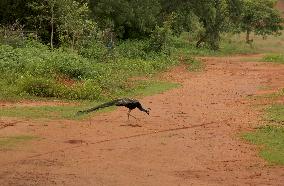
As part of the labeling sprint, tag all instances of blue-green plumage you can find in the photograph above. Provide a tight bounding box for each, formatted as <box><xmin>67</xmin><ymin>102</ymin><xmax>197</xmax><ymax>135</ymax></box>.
<box><xmin>77</xmin><ymin>98</ymin><xmax>150</xmax><ymax>119</ymax></box>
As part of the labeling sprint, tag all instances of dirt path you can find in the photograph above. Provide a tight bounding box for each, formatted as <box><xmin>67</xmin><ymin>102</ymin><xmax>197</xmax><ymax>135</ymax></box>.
<box><xmin>0</xmin><ymin>55</ymin><xmax>284</xmax><ymax>186</ymax></box>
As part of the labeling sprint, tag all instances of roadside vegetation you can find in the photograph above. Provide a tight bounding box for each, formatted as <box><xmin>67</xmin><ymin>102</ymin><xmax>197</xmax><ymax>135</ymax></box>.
<box><xmin>0</xmin><ymin>0</ymin><xmax>283</xmax><ymax>102</ymax></box>
<box><xmin>262</xmin><ymin>54</ymin><xmax>284</xmax><ymax>64</ymax></box>
<box><xmin>243</xmin><ymin>88</ymin><xmax>284</xmax><ymax>165</ymax></box>
<box><xmin>243</xmin><ymin>108</ymin><xmax>284</xmax><ymax>165</ymax></box>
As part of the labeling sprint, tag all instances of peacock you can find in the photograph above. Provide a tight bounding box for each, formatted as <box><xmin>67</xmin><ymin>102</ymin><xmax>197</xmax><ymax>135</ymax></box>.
<box><xmin>77</xmin><ymin>98</ymin><xmax>150</xmax><ymax>120</ymax></box>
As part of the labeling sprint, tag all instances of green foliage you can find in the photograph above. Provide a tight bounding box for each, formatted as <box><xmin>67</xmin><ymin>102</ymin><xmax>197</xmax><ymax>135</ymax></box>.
<box><xmin>19</xmin><ymin>77</ymin><xmax>57</xmax><ymax>97</ymax></box>
<box><xmin>239</xmin><ymin>0</ymin><xmax>283</xmax><ymax>43</ymax></box>
<box><xmin>89</xmin><ymin>0</ymin><xmax>161</xmax><ymax>39</ymax></box>
<box><xmin>115</xmin><ymin>40</ymin><xmax>148</xmax><ymax>59</ymax></box>
<box><xmin>194</xmin><ymin>0</ymin><xmax>234</xmax><ymax>50</ymax></box>
<box><xmin>78</xmin><ymin>39</ymin><xmax>108</xmax><ymax>61</ymax></box>
<box><xmin>0</xmin><ymin>41</ymin><xmax>177</xmax><ymax>100</ymax></box>
<box><xmin>57</xmin><ymin>0</ymin><xmax>97</xmax><ymax>49</ymax></box>
<box><xmin>262</xmin><ymin>54</ymin><xmax>284</xmax><ymax>64</ymax></box>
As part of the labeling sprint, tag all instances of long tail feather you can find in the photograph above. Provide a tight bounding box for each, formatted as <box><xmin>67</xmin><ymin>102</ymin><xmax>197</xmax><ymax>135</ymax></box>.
<box><xmin>76</xmin><ymin>100</ymin><xmax>118</xmax><ymax>115</ymax></box>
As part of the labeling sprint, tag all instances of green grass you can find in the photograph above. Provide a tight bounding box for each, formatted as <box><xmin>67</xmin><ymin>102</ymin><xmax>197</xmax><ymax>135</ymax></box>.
<box><xmin>183</xmin><ymin>57</ymin><xmax>204</xmax><ymax>72</ymax></box>
<box><xmin>243</xmin><ymin>126</ymin><xmax>284</xmax><ymax>165</ymax></box>
<box><xmin>243</xmin><ymin>92</ymin><xmax>284</xmax><ymax>165</ymax></box>
<box><xmin>262</xmin><ymin>54</ymin><xmax>284</xmax><ymax>64</ymax></box>
<box><xmin>0</xmin><ymin>135</ymin><xmax>38</xmax><ymax>150</ymax></box>
<box><xmin>0</xmin><ymin>102</ymin><xmax>112</xmax><ymax>120</ymax></box>
<box><xmin>266</xmin><ymin>104</ymin><xmax>284</xmax><ymax>123</ymax></box>
<box><xmin>0</xmin><ymin>81</ymin><xmax>179</xmax><ymax>120</ymax></box>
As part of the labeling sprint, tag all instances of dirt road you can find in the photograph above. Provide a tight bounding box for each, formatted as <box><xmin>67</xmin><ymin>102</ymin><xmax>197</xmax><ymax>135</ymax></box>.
<box><xmin>0</xmin><ymin>55</ymin><xmax>284</xmax><ymax>185</ymax></box>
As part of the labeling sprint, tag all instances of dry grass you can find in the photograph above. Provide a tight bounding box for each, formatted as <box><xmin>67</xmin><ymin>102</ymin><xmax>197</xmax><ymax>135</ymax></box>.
<box><xmin>227</xmin><ymin>31</ymin><xmax>284</xmax><ymax>54</ymax></box>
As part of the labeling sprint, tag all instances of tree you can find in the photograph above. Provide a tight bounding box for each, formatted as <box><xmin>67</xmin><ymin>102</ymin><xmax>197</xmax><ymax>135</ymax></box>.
<box><xmin>0</xmin><ymin>0</ymin><xmax>32</xmax><ymax>26</ymax></box>
<box><xmin>57</xmin><ymin>0</ymin><xmax>96</xmax><ymax>50</ymax></box>
<box><xmin>27</xmin><ymin>0</ymin><xmax>57</xmax><ymax>49</ymax></box>
<box><xmin>159</xmin><ymin>0</ymin><xmax>242</xmax><ymax>50</ymax></box>
<box><xmin>240</xmin><ymin>0</ymin><xmax>283</xmax><ymax>44</ymax></box>
<box><xmin>89</xmin><ymin>0</ymin><xmax>161</xmax><ymax>39</ymax></box>
<box><xmin>193</xmin><ymin>0</ymin><xmax>241</xmax><ymax>50</ymax></box>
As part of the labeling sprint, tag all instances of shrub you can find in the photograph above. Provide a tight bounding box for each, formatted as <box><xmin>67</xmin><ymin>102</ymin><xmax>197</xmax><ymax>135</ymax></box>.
<box><xmin>115</xmin><ymin>40</ymin><xmax>148</xmax><ymax>59</ymax></box>
<box><xmin>0</xmin><ymin>38</ymin><xmax>177</xmax><ymax>100</ymax></box>
<box><xmin>78</xmin><ymin>39</ymin><xmax>108</xmax><ymax>61</ymax></box>
<box><xmin>19</xmin><ymin>76</ymin><xmax>57</xmax><ymax>97</ymax></box>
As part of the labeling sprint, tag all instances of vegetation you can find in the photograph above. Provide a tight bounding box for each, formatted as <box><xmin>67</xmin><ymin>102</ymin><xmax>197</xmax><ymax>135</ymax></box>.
<box><xmin>0</xmin><ymin>0</ymin><xmax>283</xmax><ymax>101</ymax></box>
<box><xmin>0</xmin><ymin>40</ymin><xmax>177</xmax><ymax>100</ymax></box>
<box><xmin>239</xmin><ymin>0</ymin><xmax>283</xmax><ymax>44</ymax></box>
<box><xmin>266</xmin><ymin>104</ymin><xmax>284</xmax><ymax>123</ymax></box>
<box><xmin>243</xmin><ymin>125</ymin><xmax>284</xmax><ymax>165</ymax></box>
<box><xmin>262</xmin><ymin>54</ymin><xmax>284</xmax><ymax>64</ymax></box>
<box><xmin>0</xmin><ymin>104</ymin><xmax>96</xmax><ymax>120</ymax></box>
<box><xmin>0</xmin><ymin>81</ymin><xmax>179</xmax><ymax>120</ymax></box>
<box><xmin>243</xmin><ymin>88</ymin><xmax>284</xmax><ymax>165</ymax></box>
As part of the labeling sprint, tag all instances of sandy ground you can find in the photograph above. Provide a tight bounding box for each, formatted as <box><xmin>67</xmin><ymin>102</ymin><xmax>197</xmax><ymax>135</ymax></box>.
<box><xmin>0</xmin><ymin>55</ymin><xmax>284</xmax><ymax>186</ymax></box>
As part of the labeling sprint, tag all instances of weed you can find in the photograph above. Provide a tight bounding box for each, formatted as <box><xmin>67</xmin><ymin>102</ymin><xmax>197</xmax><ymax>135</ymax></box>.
<box><xmin>262</xmin><ymin>54</ymin><xmax>284</xmax><ymax>64</ymax></box>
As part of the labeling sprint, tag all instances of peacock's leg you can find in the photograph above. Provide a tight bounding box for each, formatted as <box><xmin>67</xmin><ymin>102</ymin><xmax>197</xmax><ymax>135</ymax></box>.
<box><xmin>127</xmin><ymin>109</ymin><xmax>138</xmax><ymax>120</ymax></box>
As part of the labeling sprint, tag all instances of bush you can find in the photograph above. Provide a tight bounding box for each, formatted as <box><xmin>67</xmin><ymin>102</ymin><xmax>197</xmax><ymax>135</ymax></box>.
<box><xmin>19</xmin><ymin>76</ymin><xmax>57</xmax><ymax>97</ymax></box>
<box><xmin>78</xmin><ymin>39</ymin><xmax>108</xmax><ymax>61</ymax></box>
<box><xmin>115</xmin><ymin>40</ymin><xmax>148</xmax><ymax>59</ymax></box>
<box><xmin>0</xmin><ymin>40</ymin><xmax>177</xmax><ymax>100</ymax></box>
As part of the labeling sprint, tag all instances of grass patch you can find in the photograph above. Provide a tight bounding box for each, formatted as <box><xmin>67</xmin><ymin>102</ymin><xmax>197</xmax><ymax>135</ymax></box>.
<box><xmin>183</xmin><ymin>57</ymin><xmax>204</xmax><ymax>72</ymax></box>
<box><xmin>262</xmin><ymin>54</ymin><xmax>284</xmax><ymax>64</ymax></box>
<box><xmin>266</xmin><ymin>104</ymin><xmax>284</xmax><ymax>123</ymax></box>
<box><xmin>0</xmin><ymin>135</ymin><xmax>38</xmax><ymax>150</ymax></box>
<box><xmin>0</xmin><ymin>81</ymin><xmax>179</xmax><ymax>120</ymax></box>
<box><xmin>0</xmin><ymin>102</ymin><xmax>114</xmax><ymax>120</ymax></box>
<box><xmin>243</xmin><ymin>90</ymin><xmax>284</xmax><ymax>165</ymax></box>
<box><xmin>243</xmin><ymin>126</ymin><xmax>284</xmax><ymax>165</ymax></box>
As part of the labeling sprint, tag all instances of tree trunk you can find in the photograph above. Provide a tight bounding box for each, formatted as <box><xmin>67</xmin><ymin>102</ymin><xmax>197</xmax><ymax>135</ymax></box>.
<box><xmin>246</xmin><ymin>29</ymin><xmax>250</xmax><ymax>44</ymax></box>
<box><xmin>71</xmin><ymin>34</ymin><xmax>75</xmax><ymax>50</ymax></box>
<box><xmin>50</xmin><ymin>1</ymin><xmax>54</xmax><ymax>50</ymax></box>
<box><xmin>196</xmin><ymin>34</ymin><xmax>206</xmax><ymax>48</ymax></box>
<box><xmin>246</xmin><ymin>29</ymin><xmax>253</xmax><ymax>48</ymax></box>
